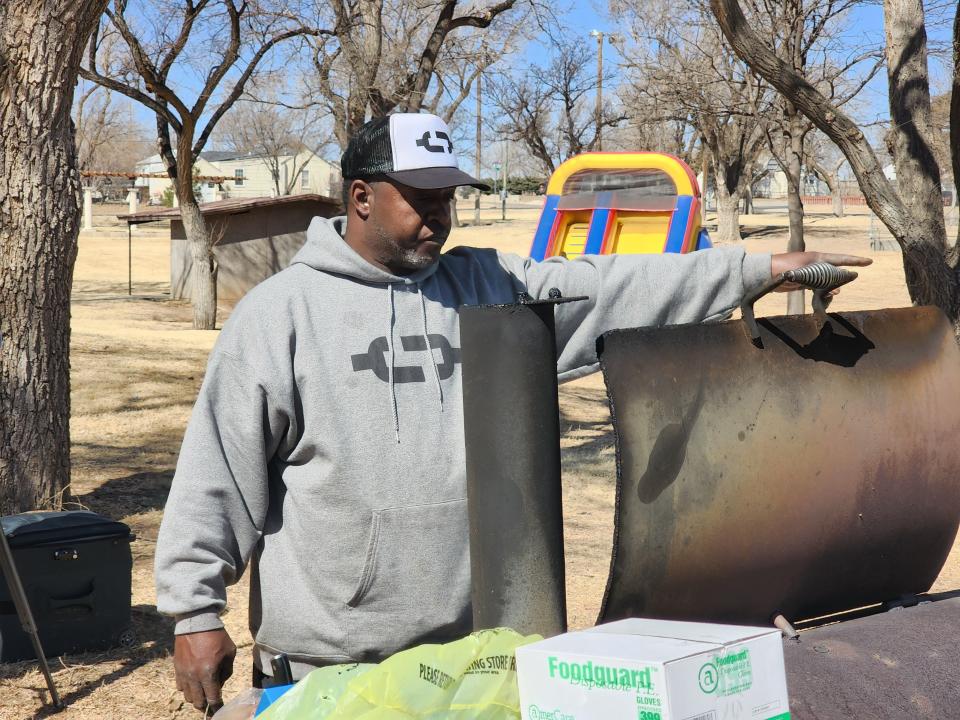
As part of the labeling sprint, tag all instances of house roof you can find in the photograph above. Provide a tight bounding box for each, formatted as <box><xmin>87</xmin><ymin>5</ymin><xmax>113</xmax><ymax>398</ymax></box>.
<box><xmin>135</xmin><ymin>153</ymin><xmax>226</xmax><ymax>168</ymax></box>
<box><xmin>199</xmin><ymin>150</ymin><xmax>248</xmax><ymax>162</ymax></box>
<box><xmin>117</xmin><ymin>193</ymin><xmax>342</xmax><ymax>223</ymax></box>
<box><xmin>135</xmin><ymin>149</ymin><xmax>337</xmax><ymax>168</ymax></box>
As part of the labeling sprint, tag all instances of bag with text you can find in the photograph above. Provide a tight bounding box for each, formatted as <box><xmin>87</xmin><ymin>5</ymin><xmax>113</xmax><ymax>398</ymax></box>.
<box><xmin>260</xmin><ymin>628</ymin><xmax>540</xmax><ymax>719</ymax></box>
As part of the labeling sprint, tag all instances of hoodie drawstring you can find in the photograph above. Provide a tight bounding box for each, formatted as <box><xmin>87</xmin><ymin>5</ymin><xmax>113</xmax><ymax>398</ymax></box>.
<box><xmin>419</xmin><ymin>286</ymin><xmax>444</xmax><ymax>412</ymax></box>
<box><xmin>386</xmin><ymin>283</ymin><xmax>400</xmax><ymax>443</ymax></box>
<box><xmin>386</xmin><ymin>283</ymin><xmax>444</xmax><ymax>444</ymax></box>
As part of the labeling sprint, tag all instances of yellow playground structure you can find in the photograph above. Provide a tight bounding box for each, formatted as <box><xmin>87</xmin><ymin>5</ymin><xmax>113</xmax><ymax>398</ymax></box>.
<box><xmin>529</xmin><ymin>152</ymin><xmax>711</xmax><ymax>261</ymax></box>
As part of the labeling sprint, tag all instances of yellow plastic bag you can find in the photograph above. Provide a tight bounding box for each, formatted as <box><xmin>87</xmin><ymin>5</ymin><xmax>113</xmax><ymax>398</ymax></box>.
<box><xmin>260</xmin><ymin>628</ymin><xmax>541</xmax><ymax>719</ymax></box>
<box><xmin>259</xmin><ymin>663</ymin><xmax>374</xmax><ymax>720</ymax></box>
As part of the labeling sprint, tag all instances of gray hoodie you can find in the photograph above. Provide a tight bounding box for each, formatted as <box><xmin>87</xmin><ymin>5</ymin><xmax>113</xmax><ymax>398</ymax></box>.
<box><xmin>155</xmin><ymin>216</ymin><xmax>770</xmax><ymax>678</ymax></box>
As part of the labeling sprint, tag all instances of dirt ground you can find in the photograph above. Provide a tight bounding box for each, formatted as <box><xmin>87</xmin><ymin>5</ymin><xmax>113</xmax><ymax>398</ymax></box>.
<box><xmin>2</xmin><ymin>200</ymin><xmax>957</xmax><ymax>719</ymax></box>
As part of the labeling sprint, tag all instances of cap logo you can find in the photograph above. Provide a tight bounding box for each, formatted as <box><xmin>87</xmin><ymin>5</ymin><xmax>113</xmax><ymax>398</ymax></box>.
<box><xmin>388</xmin><ymin>113</ymin><xmax>462</xmax><ymax>173</ymax></box>
<box><xmin>416</xmin><ymin>130</ymin><xmax>453</xmax><ymax>154</ymax></box>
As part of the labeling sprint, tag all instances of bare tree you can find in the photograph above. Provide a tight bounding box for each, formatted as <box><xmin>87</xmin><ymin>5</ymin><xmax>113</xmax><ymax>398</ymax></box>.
<box><xmin>487</xmin><ymin>73</ymin><xmax>554</xmax><ymax>172</ymax></box>
<box><xmin>712</xmin><ymin>0</ymin><xmax>960</xmax><ymax>323</ymax></box>
<box><xmin>1</xmin><ymin>0</ymin><xmax>109</xmax><ymax>513</ymax></box>
<box><xmin>74</xmin><ymin>34</ymin><xmax>153</xmax><ymax>185</ymax></box>
<box><xmin>607</xmin><ymin>89</ymin><xmax>701</xmax><ymax>163</ymax></box>
<box><xmin>307</xmin><ymin>0</ymin><xmax>522</xmax><ymax>150</ymax></box>
<box><xmin>807</xmin><ymin>132</ymin><xmax>849</xmax><ymax>217</ymax></box>
<box><xmin>75</xmin><ymin>85</ymin><xmax>126</xmax><ymax>172</ymax></box>
<box><xmin>744</xmin><ymin>0</ymin><xmax>882</xmax><ymax>312</ymax></box>
<box><xmin>491</xmin><ymin>38</ymin><xmax>626</xmax><ymax>174</ymax></box>
<box><xmin>81</xmin><ymin>1</ymin><xmax>329</xmax><ymax>329</ymax></box>
<box><xmin>216</xmin><ymin>97</ymin><xmax>322</xmax><ymax>196</ymax></box>
<box><xmin>74</xmin><ymin>85</ymin><xmax>155</xmax><ymax>194</ymax></box>
<box><xmin>614</xmin><ymin>0</ymin><xmax>771</xmax><ymax>242</ymax></box>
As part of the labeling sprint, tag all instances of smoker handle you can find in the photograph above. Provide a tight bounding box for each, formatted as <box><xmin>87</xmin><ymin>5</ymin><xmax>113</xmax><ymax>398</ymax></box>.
<box><xmin>740</xmin><ymin>262</ymin><xmax>858</xmax><ymax>343</ymax></box>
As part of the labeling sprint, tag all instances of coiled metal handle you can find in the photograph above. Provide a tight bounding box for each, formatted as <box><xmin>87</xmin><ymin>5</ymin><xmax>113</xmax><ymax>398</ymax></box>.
<box><xmin>783</xmin><ymin>262</ymin><xmax>857</xmax><ymax>290</ymax></box>
<box><xmin>741</xmin><ymin>262</ymin><xmax>858</xmax><ymax>344</ymax></box>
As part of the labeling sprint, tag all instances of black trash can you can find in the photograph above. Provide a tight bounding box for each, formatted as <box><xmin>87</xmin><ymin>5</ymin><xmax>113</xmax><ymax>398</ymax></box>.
<box><xmin>0</xmin><ymin>510</ymin><xmax>134</xmax><ymax>661</ymax></box>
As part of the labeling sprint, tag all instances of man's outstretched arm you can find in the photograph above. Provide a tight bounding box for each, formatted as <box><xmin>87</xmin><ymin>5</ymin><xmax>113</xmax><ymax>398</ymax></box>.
<box><xmin>501</xmin><ymin>247</ymin><xmax>870</xmax><ymax>380</ymax></box>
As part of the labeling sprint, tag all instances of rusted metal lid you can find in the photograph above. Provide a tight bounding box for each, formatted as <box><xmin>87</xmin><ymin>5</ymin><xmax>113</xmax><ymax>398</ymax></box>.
<box><xmin>598</xmin><ymin>306</ymin><xmax>960</xmax><ymax>626</ymax></box>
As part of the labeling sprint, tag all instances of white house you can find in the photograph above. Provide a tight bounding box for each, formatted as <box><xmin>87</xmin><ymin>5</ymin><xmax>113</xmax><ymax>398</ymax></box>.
<box><xmin>134</xmin><ymin>153</ymin><xmax>225</xmax><ymax>202</ymax></box>
<box><xmin>754</xmin><ymin>158</ymin><xmax>829</xmax><ymax>198</ymax></box>
<box><xmin>134</xmin><ymin>149</ymin><xmax>342</xmax><ymax>204</ymax></box>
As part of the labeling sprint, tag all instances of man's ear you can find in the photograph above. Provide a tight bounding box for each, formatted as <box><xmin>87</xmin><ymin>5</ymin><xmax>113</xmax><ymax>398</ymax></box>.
<box><xmin>349</xmin><ymin>179</ymin><xmax>374</xmax><ymax>219</ymax></box>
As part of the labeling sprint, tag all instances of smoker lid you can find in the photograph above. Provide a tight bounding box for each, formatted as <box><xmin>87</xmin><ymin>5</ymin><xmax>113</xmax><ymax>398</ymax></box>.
<box><xmin>1</xmin><ymin>510</ymin><xmax>132</xmax><ymax>548</ymax></box>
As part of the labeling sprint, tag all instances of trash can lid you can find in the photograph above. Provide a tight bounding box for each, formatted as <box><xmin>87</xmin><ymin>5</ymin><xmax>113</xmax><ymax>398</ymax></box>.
<box><xmin>1</xmin><ymin>510</ymin><xmax>131</xmax><ymax>548</ymax></box>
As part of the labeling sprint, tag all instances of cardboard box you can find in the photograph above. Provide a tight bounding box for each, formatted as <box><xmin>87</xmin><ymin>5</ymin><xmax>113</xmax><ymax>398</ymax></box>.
<box><xmin>516</xmin><ymin>618</ymin><xmax>789</xmax><ymax>720</ymax></box>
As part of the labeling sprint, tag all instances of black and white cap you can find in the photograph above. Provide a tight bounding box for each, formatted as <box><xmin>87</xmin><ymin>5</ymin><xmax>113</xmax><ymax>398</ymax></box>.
<box><xmin>341</xmin><ymin>113</ymin><xmax>490</xmax><ymax>190</ymax></box>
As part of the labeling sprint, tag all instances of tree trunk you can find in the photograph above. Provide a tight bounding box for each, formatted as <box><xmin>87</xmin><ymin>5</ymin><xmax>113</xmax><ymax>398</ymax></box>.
<box><xmin>714</xmin><ymin>181</ymin><xmax>742</xmax><ymax>243</ymax></box>
<box><xmin>0</xmin><ymin>1</ymin><xmax>108</xmax><ymax>513</ymax></box>
<box><xmin>710</xmin><ymin>0</ymin><xmax>960</xmax><ymax>324</ymax></box>
<box><xmin>785</xmin><ymin>108</ymin><xmax>806</xmax><ymax>314</ymax></box>
<box><xmin>884</xmin><ymin>0</ymin><xmax>944</xmax><ymax>244</ymax></box>
<box><xmin>450</xmin><ymin>196</ymin><xmax>460</xmax><ymax>228</ymax></box>
<box><xmin>831</xmin><ymin>178</ymin><xmax>844</xmax><ymax>217</ymax></box>
<box><xmin>173</xmin><ymin>132</ymin><xmax>218</xmax><ymax>330</ymax></box>
<box><xmin>180</xmin><ymin>188</ymin><xmax>218</xmax><ymax>330</ymax></box>
<box><xmin>883</xmin><ymin>0</ymin><xmax>956</xmax><ymax>314</ymax></box>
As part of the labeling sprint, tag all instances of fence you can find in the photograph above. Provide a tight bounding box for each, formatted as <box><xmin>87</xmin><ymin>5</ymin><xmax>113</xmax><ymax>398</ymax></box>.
<box><xmin>801</xmin><ymin>195</ymin><xmax>869</xmax><ymax>206</ymax></box>
<box><xmin>869</xmin><ymin>206</ymin><xmax>960</xmax><ymax>251</ymax></box>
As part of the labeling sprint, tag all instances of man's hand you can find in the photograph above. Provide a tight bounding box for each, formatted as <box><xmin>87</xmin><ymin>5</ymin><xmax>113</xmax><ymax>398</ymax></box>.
<box><xmin>770</xmin><ymin>251</ymin><xmax>872</xmax><ymax>293</ymax></box>
<box><xmin>174</xmin><ymin>628</ymin><xmax>237</xmax><ymax>713</ymax></box>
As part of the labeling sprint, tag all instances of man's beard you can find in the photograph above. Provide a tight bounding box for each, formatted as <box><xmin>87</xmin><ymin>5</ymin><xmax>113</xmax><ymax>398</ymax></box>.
<box><xmin>372</xmin><ymin>221</ymin><xmax>442</xmax><ymax>272</ymax></box>
<box><xmin>395</xmin><ymin>247</ymin><xmax>436</xmax><ymax>271</ymax></box>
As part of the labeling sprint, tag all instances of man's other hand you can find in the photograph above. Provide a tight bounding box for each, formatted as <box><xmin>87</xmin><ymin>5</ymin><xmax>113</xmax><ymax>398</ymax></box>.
<box><xmin>770</xmin><ymin>251</ymin><xmax>872</xmax><ymax>292</ymax></box>
<box><xmin>174</xmin><ymin>628</ymin><xmax>237</xmax><ymax>713</ymax></box>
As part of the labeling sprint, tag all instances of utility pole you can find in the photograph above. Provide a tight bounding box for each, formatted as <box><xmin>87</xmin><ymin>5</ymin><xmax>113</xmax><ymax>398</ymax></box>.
<box><xmin>475</xmin><ymin>72</ymin><xmax>482</xmax><ymax>225</ymax></box>
<box><xmin>701</xmin><ymin>137</ymin><xmax>710</xmax><ymax>225</ymax></box>
<box><xmin>501</xmin><ymin>141</ymin><xmax>508</xmax><ymax>220</ymax></box>
<box><xmin>591</xmin><ymin>30</ymin><xmax>604</xmax><ymax>151</ymax></box>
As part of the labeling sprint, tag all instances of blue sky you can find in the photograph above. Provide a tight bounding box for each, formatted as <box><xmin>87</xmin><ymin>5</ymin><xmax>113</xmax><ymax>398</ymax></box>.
<box><xmin>108</xmin><ymin>1</ymin><xmax>954</xmax><ymax>162</ymax></box>
<box><xmin>546</xmin><ymin>0</ymin><xmax>896</xmax><ymax>124</ymax></box>
<box><xmin>573</xmin><ymin>0</ymin><xmax>954</xmax><ymax>118</ymax></box>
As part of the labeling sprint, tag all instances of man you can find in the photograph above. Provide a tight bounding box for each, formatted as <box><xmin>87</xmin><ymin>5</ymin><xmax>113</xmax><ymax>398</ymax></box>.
<box><xmin>156</xmin><ymin>112</ymin><xmax>868</xmax><ymax>711</ymax></box>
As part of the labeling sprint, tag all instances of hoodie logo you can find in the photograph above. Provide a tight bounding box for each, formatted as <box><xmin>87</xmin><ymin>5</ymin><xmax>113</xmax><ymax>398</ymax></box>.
<box><xmin>415</xmin><ymin>130</ymin><xmax>453</xmax><ymax>154</ymax></box>
<box><xmin>351</xmin><ymin>334</ymin><xmax>461</xmax><ymax>383</ymax></box>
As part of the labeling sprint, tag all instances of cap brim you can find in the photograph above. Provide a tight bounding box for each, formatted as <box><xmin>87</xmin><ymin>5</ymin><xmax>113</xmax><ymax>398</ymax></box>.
<box><xmin>385</xmin><ymin>167</ymin><xmax>491</xmax><ymax>191</ymax></box>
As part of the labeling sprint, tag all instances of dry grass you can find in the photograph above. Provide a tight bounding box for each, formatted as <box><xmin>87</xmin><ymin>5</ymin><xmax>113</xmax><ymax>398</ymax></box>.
<box><xmin>1</xmin><ymin>200</ymin><xmax>956</xmax><ymax>719</ymax></box>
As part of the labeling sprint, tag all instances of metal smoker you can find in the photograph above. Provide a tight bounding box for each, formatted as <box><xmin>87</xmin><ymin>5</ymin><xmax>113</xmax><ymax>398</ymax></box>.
<box><xmin>461</xmin><ymin>265</ymin><xmax>960</xmax><ymax>718</ymax></box>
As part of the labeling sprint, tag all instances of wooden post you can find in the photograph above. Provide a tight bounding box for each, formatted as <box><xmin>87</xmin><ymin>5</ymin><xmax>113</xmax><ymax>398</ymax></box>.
<box><xmin>83</xmin><ymin>187</ymin><xmax>94</xmax><ymax>231</ymax></box>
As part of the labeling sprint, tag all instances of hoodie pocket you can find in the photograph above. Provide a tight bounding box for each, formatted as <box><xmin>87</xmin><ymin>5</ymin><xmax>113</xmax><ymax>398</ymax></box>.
<box><xmin>345</xmin><ymin>499</ymin><xmax>470</xmax><ymax>626</ymax></box>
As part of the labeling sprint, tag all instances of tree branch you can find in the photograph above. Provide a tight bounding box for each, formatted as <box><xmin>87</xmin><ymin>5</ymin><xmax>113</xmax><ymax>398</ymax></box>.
<box><xmin>78</xmin><ymin>66</ymin><xmax>183</xmax><ymax>133</ymax></box>
<box><xmin>105</xmin><ymin>4</ymin><xmax>190</xmax><ymax>119</ymax></box>
<box><xmin>190</xmin><ymin>0</ymin><xmax>243</xmax><ymax>118</ymax></box>
<box><xmin>709</xmin><ymin>0</ymin><xmax>910</xmax><ymax>236</ymax></box>
<box><xmin>193</xmin><ymin>27</ymin><xmax>333</xmax><ymax>157</ymax></box>
<box><xmin>159</xmin><ymin>0</ymin><xmax>211</xmax><ymax>79</ymax></box>
<box><xmin>396</xmin><ymin>0</ymin><xmax>517</xmax><ymax>112</ymax></box>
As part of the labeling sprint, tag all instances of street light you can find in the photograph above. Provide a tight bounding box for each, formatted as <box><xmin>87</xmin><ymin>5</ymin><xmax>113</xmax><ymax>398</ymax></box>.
<box><xmin>590</xmin><ymin>29</ymin><xmax>603</xmax><ymax>152</ymax></box>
